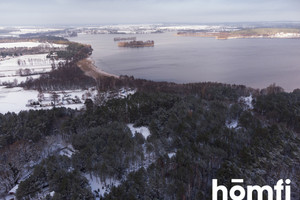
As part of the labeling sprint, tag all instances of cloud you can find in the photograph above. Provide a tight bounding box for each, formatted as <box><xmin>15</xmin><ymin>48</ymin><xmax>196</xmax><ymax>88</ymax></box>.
<box><xmin>0</xmin><ymin>0</ymin><xmax>299</xmax><ymax>25</ymax></box>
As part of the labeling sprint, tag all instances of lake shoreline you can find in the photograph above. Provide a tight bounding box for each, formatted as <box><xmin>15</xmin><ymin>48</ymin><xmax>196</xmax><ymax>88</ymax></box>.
<box><xmin>77</xmin><ymin>58</ymin><xmax>119</xmax><ymax>80</ymax></box>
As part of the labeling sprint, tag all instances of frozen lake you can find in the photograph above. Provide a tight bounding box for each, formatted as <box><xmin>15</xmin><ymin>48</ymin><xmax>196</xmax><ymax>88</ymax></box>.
<box><xmin>70</xmin><ymin>32</ymin><xmax>300</xmax><ymax>91</ymax></box>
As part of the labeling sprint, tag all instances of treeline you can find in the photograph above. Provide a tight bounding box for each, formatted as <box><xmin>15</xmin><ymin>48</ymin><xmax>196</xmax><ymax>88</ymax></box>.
<box><xmin>0</xmin><ymin>46</ymin><xmax>63</xmax><ymax>58</ymax></box>
<box><xmin>20</xmin><ymin>62</ymin><xmax>96</xmax><ymax>91</ymax></box>
<box><xmin>97</xmin><ymin>75</ymin><xmax>254</xmax><ymax>101</ymax></box>
<box><xmin>0</xmin><ymin>36</ymin><xmax>69</xmax><ymax>44</ymax></box>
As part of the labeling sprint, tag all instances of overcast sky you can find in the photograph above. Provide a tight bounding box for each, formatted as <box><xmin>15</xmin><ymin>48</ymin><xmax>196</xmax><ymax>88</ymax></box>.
<box><xmin>1</xmin><ymin>0</ymin><xmax>300</xmax><ymax>25</ymax></box>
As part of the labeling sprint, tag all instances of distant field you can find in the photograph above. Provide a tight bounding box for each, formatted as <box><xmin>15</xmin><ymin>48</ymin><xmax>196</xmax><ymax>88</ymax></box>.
<box><xmin>177</xmin><ymin>27</ymin><xmax>300</xmax><ymax>39</ymax></box>
<box><xmin>232</xmin><ymin>28</ymin><xmax>300</xmax><ymax>35</ymax></box>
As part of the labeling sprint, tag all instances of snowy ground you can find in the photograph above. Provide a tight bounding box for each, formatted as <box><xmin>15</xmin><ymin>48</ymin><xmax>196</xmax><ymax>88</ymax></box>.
<box><xmin>0</xmin><ymin>84</ymin><xmax>136</xmax><ymax>114</ymax></box>
<box><xmin>0</xmin><ymin>53</ymin><xmax>93</xmax><ymax>114</ymax></box>
<box><xmin>239</xmin><ymin>95</ymin><xmax>254</xmax><ymax>109</ymax></box>
<box><xmin>168</xmin><ymin>152</ymin><xmax>176</xmax><ymax>158</ymax></box>
<box><xmin>0</xmin><ymin>86</ymin><xmax>98</xmax><ymax>114</ymax></box>
<box><xmin>0</xmin><ymin>42</ymin><xmax>66</xmax><ymax>49</ymax></box>
<box><xmin>84</xmin><ymin>174</ymin><xmax>120</xmax><ymax>199</ymax></box>
<box><xmin>98</xmin><ymin>88</ymin><xmax>136</xmax><ymax>104</ymax></box>
<box><xmin>27</xmin><ymin>87</ymin><xmax>98</xmax><ymax>109</ymax></box>
<box><xmin>226</xmin><ymin>119</ymin><xmax>239</xmax><ymax>129</ymax></box>
<box><xmin>0</xmin><ymin>54</ymin><xmax>64</xmax><ymax>85</ymax></box>
<box><xmin>0</xmin><ymin>86</ymin><xmax>39</xmax><ymax>113</ymax></box>
<box><xmin>7</xmin><ymin>27</ymin><xmax>64</xmax><ymax>36</ymax></box>
<box><xmin>127</xmin><ymin>124</ymin><xmax>151</xmax><ymax>139</ymax></box>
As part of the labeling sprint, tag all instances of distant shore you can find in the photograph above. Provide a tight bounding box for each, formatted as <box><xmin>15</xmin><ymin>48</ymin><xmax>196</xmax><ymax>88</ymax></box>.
<box><xmin>77</xmin><ymin>58</ymin><xmax>119</xmax><ymax>80</ymax></box>
<box><xmin>177</xmin><ymin>28</ymin><xmax>300</xmax><ymax>40</ymax></box>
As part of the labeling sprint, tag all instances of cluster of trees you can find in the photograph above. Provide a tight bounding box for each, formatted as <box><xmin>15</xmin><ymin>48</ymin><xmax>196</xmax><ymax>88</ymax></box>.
<box><xmin>0</xmin><ymin>36</ymin><xmax>68</xmax><ymax>44</ymax></box>
<box><xmin>0</xmin><ymin>108</ymin><xmax>77</xmax><ymax>197</ymax></box>
<box><xmin>50</xmin><ymin>42</ymin><xmax>93</xmax><ymax>62</ymax></box>
<box><xmin>96</xmin><ymin>75</ymin><xmax>255</xmax><ymax>102</ymax></box>
<box><xmin>20</xmin><ymin>42</ymin><xmax>95</xmax><ymax>91</ymax></box>
<box><xmin>0</xmin><ymin>46</ymin><xmax>63</xmax><ymax>57</ymax></box>
<box><xmin>16</xmin><ymin>155</ymin><xmax>93</xmax><ymax>200</ymax></box>
<box><xmin>0</xmin><ymin>51</ymin><xmax>23</xmax><ymax>58</ymax></box>
<box><xmin>21</xmin><ymin>63</ymin><xmax>96</xmax><ymax>91</ymax></box>
<box><xmin>72</xmin><ymin>123</ymin><xmax>144</xmax><ymax>179</ymax></box>
<box><xmin>0</xmin><ymin>109</ymin><xmax>73</xmax><ymax>149</ymax></box>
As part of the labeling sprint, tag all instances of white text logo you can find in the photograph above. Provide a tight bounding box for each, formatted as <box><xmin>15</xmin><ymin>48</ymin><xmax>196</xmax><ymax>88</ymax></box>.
<box><xmin>212</xmin><ymin>179</ymin><xmax>291</xmax><ymax>200</ymax></box>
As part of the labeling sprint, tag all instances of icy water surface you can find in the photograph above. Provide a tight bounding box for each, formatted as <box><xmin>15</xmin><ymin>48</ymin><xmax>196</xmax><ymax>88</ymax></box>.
<box><xmin>70</xmin><ymin>32</ymin><xmax>300</xmax><ymax>91</ymax></box>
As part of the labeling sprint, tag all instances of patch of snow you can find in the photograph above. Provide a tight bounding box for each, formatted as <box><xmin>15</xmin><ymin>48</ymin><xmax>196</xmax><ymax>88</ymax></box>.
<box><xmin>59</xmin><ymin>144</ymin><xmax>75</xmax><ymax>158</ymax></box>
<box><xmin>271</xmin><ymin>32</ymin><xmax>300</xmax><ymax>38</ymax></box>
<box><xmin>226</xmin><ymin>120</ymin><xmax>239</xmax><ymax>129</ymax></box>
<box><xmin>8</xmin><ymin>184</ymin><xmax>19</xmax><ymax>194</ymax></box>
<box><xmin>50</xmin><ymin>191</ymin><xmax>55</xmax><ymax>197</ymax></box>
<box><xmin>84</xmin><ymin>174</ymin><xmax>120</xmax><ymax>198</ymax></box>
<box><xmin>98</xmin><ymin>88</ymin><xmax>136</xmax><ymax>104</ymax></box>
<box><xmin>5</xmin><ymin>184</ymin><xmax>18</xmax><ymax>199</ymax></box>
<box><xmin>118</xmin><ymin>88</ymin><xmax>136</xmax><ymax>98</ymax></box>
<box><xmin>127</xmin><ymin>124</ymin><xmax>151</xmax><ymax>139</ymax></box>
<box><xmin>239</xmin><ymin>95</ymin><xmax>254</xmax><ymax>109</ymax></box>
<box><xmin>43</xmin><ymin>135</ymin><xmax>77</xmax><ymax>159</ymax></box>
<box><xmin>4</xmin><ymin>195</ymin><xmax>15</xmax><ymax>200</ymax></box>
<box><xmin>168</xmin><ymin>152</ymin><xmax>176</xmax><ymax>158</ymax></box>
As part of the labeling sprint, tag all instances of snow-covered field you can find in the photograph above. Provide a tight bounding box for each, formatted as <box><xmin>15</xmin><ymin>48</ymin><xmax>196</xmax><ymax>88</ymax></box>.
<box><xmin>0</xmin><ymin>86</ymin><xmax>98</xmax><ymax>114</ymax></box>
<box><xmin>0</xmin><ymin>42</ymin><xmax>66</xmax><ymax>49</ymax></box>
<box><xmin>0</xmin><ymin>54</ymin><xmax>64</xmax><ymax>85</ymax></box>
<box><xmin>27</xmin><ymin>88</ymin><xmax>98</xmax><ymax>109</ymax></box>
<box><xmin>8</xmin><ymin>27</ymin><xmax>63</xmax><ymax>36</ymax></box>
<box><xmin>0</xmin><ymin>86</ymin><xmax>39</xmax><ymax>113</ymax></box>
<box><xmin>0</xmin><ymin>54</ymin><xmax>53</xmax><ymax>75</ymax></box>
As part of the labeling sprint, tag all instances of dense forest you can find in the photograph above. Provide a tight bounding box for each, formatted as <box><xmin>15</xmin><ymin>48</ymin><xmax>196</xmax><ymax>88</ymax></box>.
<box><xmin>0</xmin><ymin>83</ymin><xmax>299</xmax><ymax>199</ymax></box>
<box><xmin>0</xmin><ymin>37</ymin><xmax>300</xmax><ymax>199</ymax></box>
